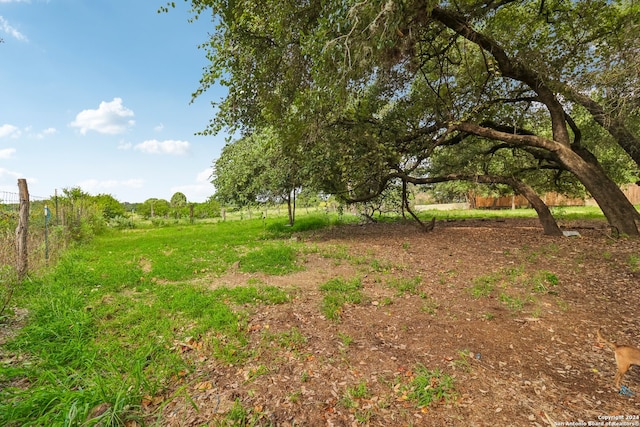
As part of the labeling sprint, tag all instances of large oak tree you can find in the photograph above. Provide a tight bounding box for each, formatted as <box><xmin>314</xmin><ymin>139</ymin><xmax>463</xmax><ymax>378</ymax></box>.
<box><xmin>174</xmin><ymin>0</ymin><xmax>640</xmax><ymax>235</ymax></box>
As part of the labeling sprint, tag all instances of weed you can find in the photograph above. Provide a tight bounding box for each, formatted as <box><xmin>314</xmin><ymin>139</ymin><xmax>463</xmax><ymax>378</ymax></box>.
<box><xmin>531</xmin><ymin>306</ymin><xmax>542</xmax><ymax>318</ymax></box>
<box><xmin>380</xmin><ymin>297</ymin><xmax>393</xmax><ymax>306</ymax></box>
<box><xmin>239</xmin><ymin>243</ymin><xmax>301</xmax><ymax>275</ymax></box>
<box><xmin>338</xmin><ymin>332</ymin><xmax>354</xmax><ymax>347</ymax></box>
<box><xmin>388</xmin><ymin>276</ymin><xmax>422</xmax><ymax>296</ymax></box>
<box><xmin>453</xmin><ymin>350</ymin><xmax>472</xmax><ymax>372</ymax></box>
<box><xmin>370</xmin><ymin>258</ymin><xmax>393</xmax><ymax>273</ymax></box>
<box><xmin>224</xmin><ymin>398</ymin><xmax>262</xmax><ymax>426</ymax></box>
<box><xmin>530</xmin><ymin>270</ymin><xmax>559</xmax><ymax>294</ymax></box>
<box><xmin>499</xmin><ymin>293</ymin><xmax>527</xmax><ymax>311</ymax></box>
<box><xmin>556</xmin><ymin>298</ymin><xmax>569</xmax><ymax>312</ymax></box>
<box><xmin>267</xmin><ymin>327</ymin><xmax>307</xmax><ymax>351</ymax></box>
<box><xmin>319</xmin><ymin>277</ymin><xmax>364</xmax><ymax>321</ymax></box>
<box><xmin>246</xmin><ymin>365</ymin><xmax>269</xmax><ymax>381</ymax></box>
<box><xmin>627</xmin><ymin>254</ymin><xmax>640</xmax><ymax>272</ymax></box>
<box><xmin>355</xmin><ymin>408</ymin><xmax>375</xmax><ymax>423</ymax></box>
<box><xmin>289</xmin><ymin>391</ymin><xmax>302</xmax><ymax>403</ymax></box>
<box><xmin>348</xmin><ymin>380</ymin><xmax>371</xmax><ymax>399</ymax></box>
<box><xmin>317</xmin><ymin>244</ymin><xmax>351</xmax><ymax>260</ymax></box>
<box><xmin>468</xmin><ymin>274</ymin><xmax>498</xmax><ymax>298</ymax></box>
<box><xmin>405</xmin><ymin>365</ymin><xmax>456</xmax><ymax>407</ymax></box>
<box><xmin>420</xmin><ymin>296</ymin><xmax>439</xmax><ymax>315</ymax></box>
<box><xmin>438</xmin><ymin>269</ymin><xmax>457</xmax><ymax>286</ymax></box>
<box><xmin>483</xmin><ymin>312</ymin><xmax>495</xmax><ymax>321</ymax></box>
<box><xmin>212</xmin><ymin>285</ymin><xmax>291</xmax><ymax>305</ymax></box>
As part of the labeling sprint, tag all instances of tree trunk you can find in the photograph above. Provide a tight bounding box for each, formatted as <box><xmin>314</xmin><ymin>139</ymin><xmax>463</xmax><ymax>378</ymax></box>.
<box><xmin>286</xmin><ymin>193</ymin><xmax>294</xmax><ymax>226</ymax></box>
<box><xmin>557</xmin><ymin>147</ymin><xmax>640</xmax><ymax>236</ymax></box>
<box><xmin>454</xmin><ymin>122</ymin><xmax>640</xmax><ymax>236</ymax></box>
<box><xmin>431</xmin><ymin>7</ymin><xmax>639</xmax><ymax>236</ymax></box>
<box><xmin>504</xmin><ymin>178</ymin><xmax>563</xmax><ymax>236</ymax></box>
<box><xmin>561</xmin><ymin>86</ymin><xmax>640</xmax><ymax>170</ymax></box>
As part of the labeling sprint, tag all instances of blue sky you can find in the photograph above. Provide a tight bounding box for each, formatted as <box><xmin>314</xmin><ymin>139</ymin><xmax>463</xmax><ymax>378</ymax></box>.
<box><xmin>0</xmin><ymin>0</ymin><xmax>228</xmax><ymax>203</ymax></box>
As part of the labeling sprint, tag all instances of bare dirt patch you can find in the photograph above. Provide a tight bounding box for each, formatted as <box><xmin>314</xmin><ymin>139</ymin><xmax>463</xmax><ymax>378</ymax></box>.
<box><xmin>149</xmin><ymin>218</ymin><xmax>640</xmax><ymax>426</ymax></box>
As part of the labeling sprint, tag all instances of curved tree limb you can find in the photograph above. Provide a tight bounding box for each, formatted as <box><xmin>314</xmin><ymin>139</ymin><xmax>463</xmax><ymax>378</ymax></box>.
<box><xmin>391</xmin><ymin>172</ymin><xmax>563</xmax><ymax>235</ymax></box>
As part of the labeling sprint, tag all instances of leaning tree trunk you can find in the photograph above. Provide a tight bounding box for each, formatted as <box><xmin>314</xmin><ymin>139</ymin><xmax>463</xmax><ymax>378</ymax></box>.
<box><xmin>455</xmin><ymin>122</ymin><xmax>640</xmax><ymax>237</ymax></box>
<box><xmin>559</xmin><ymin>147</ymin><xmax>640</xmax><ymax>236</ymax></box>
<box><xmin>503</xmin><ymin>178</ymin><xmax>563</xmax><ymax>236</ymax></box>
<box><xmin>471</xmin><ymin>175</ymin><xmax>563</xmax><ymax>236</ymax></box>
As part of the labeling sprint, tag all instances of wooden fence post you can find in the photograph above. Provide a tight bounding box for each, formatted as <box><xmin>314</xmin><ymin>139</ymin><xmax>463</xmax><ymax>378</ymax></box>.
<box><xmin>16</xmin><ymin>179</ymin><xmax>29</xmax><ymax>280</ymax></box>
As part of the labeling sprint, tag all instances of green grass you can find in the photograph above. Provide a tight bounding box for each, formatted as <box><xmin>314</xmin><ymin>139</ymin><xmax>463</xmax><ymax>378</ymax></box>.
<box><xmin>239</xmin><ymin>243</ymin><xmax>300</xmax><ymax>275</ymax></box>
<box><xmin>387</xmin><ymin>276</ymin><xmax>422</xmax><ymax>296</ymax></box>
<box><xmin>416</xmin><ymin>205</ymin><xmax>607</xmax><ymax>221</ymax></box>
<box><xmin>404</xmin><ymin>365</ymin><xmax>456</xmax><ymax>407</ymax></box>
<box><xmin>467</xmin><ymin>274</ymin><xmax>499</xmax><ymax>298</ymax></box>
<box><xmin>0</xmin><ymin>216</ymin><xmax>312</xmax><ymax>426</ymax></box>
<box><xmin>319</xmin><ymin>277</ymin><xmax>364</xmax><ymax>321</ymax></box>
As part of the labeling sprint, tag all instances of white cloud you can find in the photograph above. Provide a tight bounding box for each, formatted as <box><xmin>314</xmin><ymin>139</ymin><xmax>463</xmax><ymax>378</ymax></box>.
<box><xmin>134</xmin><ymin>139</ymin><xmax>190</xmax><ymax>155</ymax></box>
<box><xmin>117</xmin><ymin>141</ymin><xmax>133</xmax><ymax>150</ymax></box>
<box><xmin>0</xmin><ymin>167</ymin><xmax>21</xmax><ymax>181</ymax></box>
<box><xmin>0</xmin><ymin>148</ymin><xmax>16</xmax><ymax>159</ymax></box>
<box><xmin>196</xmin><ymin>167</ymin><xmax>213</xmax><ymax>183</ymax></box>
<box><xmin>0</xmin><ymin>16</ymin><xmax>28</xmax><ymax>42</ymax></box>
<box><xmin>78</xmin><ymin>178</ymin><xmax>145</xmax><ymax>192</ymax></box>
<box><xmin>168</xmin><ymin>168</ymin><xmax>215</xmax><ymax>203</ymax></box>
<box><xmin>70</xmin><ymin>98</ymin><xmax>135</xmax><ymax>135</ymax></box>
<box><xmin>154</xmin><ymin>123</ymin><xmax>165</xmax><ymax>132</ymax></box>
<box><xmin>0</xmin><ymin>124</ymin><xmax>21</xmax><ymax>138</ymax></box>
<box><xmin>35</xmin><ymin>127</ymin><xmax>57</xmax><ymax>139</ymax></box>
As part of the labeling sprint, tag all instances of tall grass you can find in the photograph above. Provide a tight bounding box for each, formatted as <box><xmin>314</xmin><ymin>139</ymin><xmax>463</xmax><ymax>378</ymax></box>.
<box><xmin>0</xmin><ymin>215</ymin><xmax>326</xmax><ymax>425</ymax></box>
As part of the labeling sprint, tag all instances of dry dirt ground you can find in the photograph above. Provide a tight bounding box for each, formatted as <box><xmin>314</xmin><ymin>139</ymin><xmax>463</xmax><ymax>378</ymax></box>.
<box><xmin>150</xmin><ymin>218</ymin><xmax>640</xmax><ymax>427</ymax></box>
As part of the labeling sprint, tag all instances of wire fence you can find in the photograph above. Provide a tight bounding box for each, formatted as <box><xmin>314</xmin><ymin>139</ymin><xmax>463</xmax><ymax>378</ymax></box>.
<box><xmin>0</xmin><ymin>187</ymin><xmax>65</xmax><ymax>279</ymax></box>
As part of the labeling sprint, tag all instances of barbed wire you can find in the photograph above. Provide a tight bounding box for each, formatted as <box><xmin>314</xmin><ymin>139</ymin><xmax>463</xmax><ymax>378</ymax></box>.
<box><xmin>1</xmin><ymin>191</ymin><xmax>49</xmax><ymax>204</ymax></box>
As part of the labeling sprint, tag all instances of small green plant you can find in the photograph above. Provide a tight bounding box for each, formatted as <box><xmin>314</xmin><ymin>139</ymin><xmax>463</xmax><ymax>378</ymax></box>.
<box><xmin>348</xmin><ymin>380</ymin><xmax>371</xmax><ymax>399</ymax></box>
<box><xmin>319</xmin><ymin>277</ymin><xmax>364</xmax><ymax>321</ymax></box>
<box><xmin>468</xmin><ymin>274</ymin><xmax>497</xmax><ymax>298</ymax></box>
<box><xmin>530</xmin><ymin>306</ymin><xmax>542</xmax><ymax>318</ymax></box>
<box><xmin>265</xmin><ymin>327</ymin><xmax>307</xmax><ymax>351</ymax></box>
<box><xmin>483</xmin><ymin>312</ymin><xmax>495</xmax><ymax>321</ymax></box>
<box><xmin>453</xmin><ymin>350</ymin><xmax>472</xmax><ymax>372</ymax></box>
<box><xmin>225</xmin><ymin>398</ymin><xmax>262</xmax><ymax>425</ymax></box>
<box><xmin>499</xmin><ymin>293</ymin><xmax>526</xmax><ymax>311</ymax></box>
<box><xmin>388</xmin><ymin>276</ymin><xmax>422</xmax><ymax>296</ymax></box>
<box><xmin>379</xmin><ymin>297</ymin><xmax>393</xmax><ymax>306</ymax></box>
<box><xmin>246</xmin><ymin>364</ymin><xmax>269</xmax><ymax>381</ymax></box>
<box><xmin>370</xmin><ymin>258</ymin><xmax>393</xmax><ymax>273</ymax></box>
<box><xmin>420</xmin><ymin>296</ymin><xmax>439</xmax><ymax>316</ymax></box>
<box><xmin>318</xmin><ymin>244</ymin><xmax>351</xmax><ymax>260</ymax></box>
<box><xmin>438</xmin><ymin>269</ymin><xmax>458</xmax><ymax>286</ymax></box>
<box><xmin>530</xmin><ymin>270</ymin><xmax>559</xmax><ymax>294</ymax></box>
<box><xmin>338</xmin><ymin>332</ymin><xmax>354</xmax><ymax>347</ymax></box>
<box><xmin>355</xmin><ymin>408</ymin><xmax>374</xmax><ymax>424</ymax></box>
<box><xmin>627</xmin><ymin>254</ymin><xmax>640</xmax><ymax>272</ymax></box>
<box><xmin>556</xmin><ymin>297</ymin><xmax>569</xmax><ymax>311</ymax></box>
<box><xmin>405</xmin><ymin>365</ymin><xmax>456</xmax><ymax>407</ymax></box>
<box><xmin>288</xmin><ymin>391</ymin><xmax>302</xmax><ymax>403</ymax></box>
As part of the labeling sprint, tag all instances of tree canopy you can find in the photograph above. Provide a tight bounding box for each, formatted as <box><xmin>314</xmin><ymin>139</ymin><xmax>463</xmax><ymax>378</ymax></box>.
<box><xmin>212</xmin><ymin>127</ymin><xmax>304</xmax><ymax>224</ymax></box>
<box><xmin>176</xmin><ymin>0</ymin><xmax>640</xmax><ymax>235</ymax></box>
